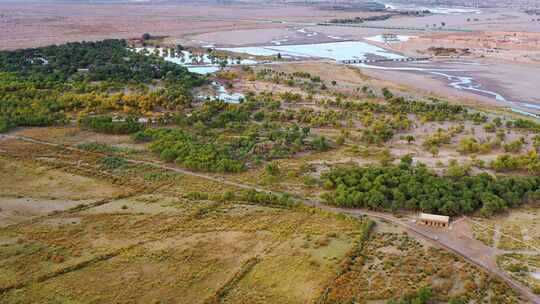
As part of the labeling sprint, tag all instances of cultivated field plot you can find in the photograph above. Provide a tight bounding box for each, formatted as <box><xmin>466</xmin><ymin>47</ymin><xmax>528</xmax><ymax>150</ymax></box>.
<box><xmin>471</xmin><ymin>208</ymin><xmax>540</xmax><ymax>251</ymax></box>
<box><xmin>0</xmin><ymin>135</ymin><xmax>526</xmax><ymax>303</ymax></box>
<box><xmin>498</xmin><ymin>254</ymin><xmax>540</xmax><ymax>295</ymax></box>
<box><xmin>321</xmin><ymin>230</ymin><xmax>522</xmax><ymax>303</ymax></box>
<box><xmin>0</xmin><ymin>155</ymin><xmax>131</xmax><ymax>227</ymax></box>
<box><xmin>0</xmin><ymin>196</ymin><xmax>361</xmax><ymax>303</ymax></box>
<box><xmin>0</xmin><ymin>155</ymin><xmax>361</xmax><ymax>304</ymax></box>
<box><xmin>0</xmin><ymin>137</ymin><xmax>360</xmax><ymax>303</ymax></box>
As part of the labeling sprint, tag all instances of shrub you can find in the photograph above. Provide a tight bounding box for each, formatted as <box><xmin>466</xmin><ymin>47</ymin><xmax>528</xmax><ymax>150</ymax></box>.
<box><xmin>265</xmin><ymin>162</ymin><xmax>280</xmax><ymax>176</ymax></box>
<box><xmin>503</xmin><ymin>138</ymin><xmax>526</xmax><ymax>153</ymax></box>
<box><xmin>185</xmin><ymin>192</ymin><xmax>209</xmax><ymax>200</ymax></box>
<box><xmin>100</xmin><ymin>156</ymin><xmax>127</xmax><ymax>170</ymax></box>
<box><xmin>312</xmin><ymin>136</ymin><xmax>330</xmax><ymax>152</ymax></box>
<box><xmin>78</xmin><ymin>142</ymin><xmax>120</xmax><ymax>154</ymax></box>
<box><xmin>457</xmin><ymin>137</ymin><xmax>480</xmax><ymax>154</ymax></box>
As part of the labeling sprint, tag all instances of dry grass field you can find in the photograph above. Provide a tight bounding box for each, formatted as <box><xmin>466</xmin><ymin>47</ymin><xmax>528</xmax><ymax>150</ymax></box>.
<box><xmin>0</xmin><ymin>133</ymin><xmax>529</xmax><ymax>303</ymax></box>
<box><xmin>0</xmin><ymin>197</ymin><xmax>360</xmax><ymax>303</ymax></box>
<box><xmin>471</xmin><ymin>207</ymin><xmax>540</xmax><ymax>251</ymax></box>
<box><xmin>0</xmin><ymin>137</ymin><xmax>364</xmax><ymax>303</ymax></box>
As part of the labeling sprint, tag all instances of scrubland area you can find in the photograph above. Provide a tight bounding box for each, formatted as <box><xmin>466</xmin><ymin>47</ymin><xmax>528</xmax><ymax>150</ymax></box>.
<box><xmin>0</xmin><ymin>31</ymin><xmax>539</xmax><ymax>303</ymax></box>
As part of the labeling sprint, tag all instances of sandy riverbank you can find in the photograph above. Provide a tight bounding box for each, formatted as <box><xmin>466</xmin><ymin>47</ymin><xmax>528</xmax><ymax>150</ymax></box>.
<box><xmin>358</xmin><ymin>58</ymin><xmax>540</xmax><ymax>116</ymax></box>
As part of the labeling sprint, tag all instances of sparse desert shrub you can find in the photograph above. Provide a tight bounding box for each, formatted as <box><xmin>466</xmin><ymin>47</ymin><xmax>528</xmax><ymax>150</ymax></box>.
<box><xmin>100</xmin><ymin>156</ymin><xmax>127</xmax><ymax>170</ymax></box>
<box><xmin>78</xmin><ymin>142</ymin><xmax>120</xmax><ymax>154</ymax></box>
<box><xmin>312</xmin><ymin>136</ymin><xmax>330</xmax><ymax>152</ymax></box>
<box><xmin>503</xmin><ymin>137</ymin><xmax>526</xmax><ymax>153</ymax></box>
<box><xmin>265</xmin><ymin>162</ymin><xmax>281</xmax><ymax>176</ymax></box>
<box><xmin>185</xmin><ymin>192</ymin><xmax>209</xmax><ymax>200</ymax></box>
<box><xmin>143</xmin><ymin>171</ymin><xmax>181</xmax><ymax>182</ymax></box>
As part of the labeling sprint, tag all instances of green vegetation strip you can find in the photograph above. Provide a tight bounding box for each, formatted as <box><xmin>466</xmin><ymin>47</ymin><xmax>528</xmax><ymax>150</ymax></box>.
<box><xmin>316</xmin><ymin>220</ymin><xmax>375</xmax><ymax>304</ymax></box>
<box><xmin>203</xmin><ymin>257</ymin><xmax>262</xmax><ymax>304</ymax></box>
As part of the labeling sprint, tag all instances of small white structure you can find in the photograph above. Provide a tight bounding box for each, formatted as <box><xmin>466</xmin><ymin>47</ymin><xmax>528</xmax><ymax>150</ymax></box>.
<box><xmin>418</xmin><ymin>213</ymin><xmax>450</xmax><ymax>228</ymax></box>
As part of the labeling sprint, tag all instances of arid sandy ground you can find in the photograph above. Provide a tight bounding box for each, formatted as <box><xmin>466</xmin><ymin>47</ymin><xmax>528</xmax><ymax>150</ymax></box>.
<box><xmin>357</xmin><ymin>58</ymin><xmax>540</xmax><ymax>114</ymax></box>
<box><xmin>0</xmin><ymin>2</ymin><xmax>381</xmax><ymax>50</ymax></box>
<box><xmin>366</xmin><ymin>9</ymin><xmax>540</xmax><ymax>32</ymax></box>
<box><xmin>401</xmin><ymin>31</ymin><xmax>540</xmax><ymax>63</ymax></box>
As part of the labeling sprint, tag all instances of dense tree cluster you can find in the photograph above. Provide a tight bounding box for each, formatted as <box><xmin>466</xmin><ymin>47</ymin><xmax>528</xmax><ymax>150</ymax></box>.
<box><xmin>321</xmin><ymin>158</ymin><xmax>540</xmax><ymax>217</ymax></box>
<box><xmin>78</xmin><ymin>116</ymin><xmax>144</xmax><ymax>134</ymax></box>
<box><xmin>135</xmin><ymin>128</ymin><xmax>246</xmax><ymax>173</ymax></box>
<box><xmin>183</xmin><ymin>100</ymin><xmax>250</xmax><ymax>129</ymax></box>
<box><xmin>0</xmin><ymin>40</ymin><xmax>198</xmax><ymax>84</ymax></box>
<box><xmin>168</xmin><ymin>94</ymin><xmax>323</xmax><ymax>163</ymax></box>
<box><xmin>134</xmin><ymin>111</ymin><xmax>319</xmax><ymax>172</ymax></box>
<box><xmin>0</xmin><ymin>39</ymin><xmax>200</xmax><ymax>133</ymax></box>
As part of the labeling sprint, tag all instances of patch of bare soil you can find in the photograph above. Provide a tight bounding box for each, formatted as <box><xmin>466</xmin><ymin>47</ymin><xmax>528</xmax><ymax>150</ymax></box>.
<box><xmin>0</xmin><ymin>2</ymin><xmax>381</xmax><ymax>50</ymax></box>
<box><xmin>0</xmin><ymin>156</ymin><xmax>127</xmax><ymax>201</ymax></box>
<box><xmin>0</xmin><ymin>146</ymin><xmax>134</xmax><ymax>226</ymax></box>
<box><xmin>0</xmin><ymin>197</ymin><xmax>91</xmax><ymax>228</ymax></box>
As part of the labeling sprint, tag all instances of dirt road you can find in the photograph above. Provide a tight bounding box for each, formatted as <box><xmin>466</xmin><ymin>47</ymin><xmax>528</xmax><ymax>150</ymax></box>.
<box><xmin>1</xmin><ymin>133</ymin><xmax>539</xmax><ymax>303</ymax></box>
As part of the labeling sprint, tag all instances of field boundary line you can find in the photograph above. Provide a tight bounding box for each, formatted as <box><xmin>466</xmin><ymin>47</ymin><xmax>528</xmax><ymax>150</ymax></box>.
<box><xmin>468</xmin><ymin>217</ymin><xmax>540</xmax><ymax>254</ymax></box>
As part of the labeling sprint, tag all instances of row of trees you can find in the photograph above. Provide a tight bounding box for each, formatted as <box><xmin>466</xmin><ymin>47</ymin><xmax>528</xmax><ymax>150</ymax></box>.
<box><xmin>321</xmin><ymin>157</ymin><xmax>540</xmax><ymax>217</ymax></box>
<box><xmin>490</xmin><ymin>150</ymin><xmax>540</xmax><ymax>173</ymax></box>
